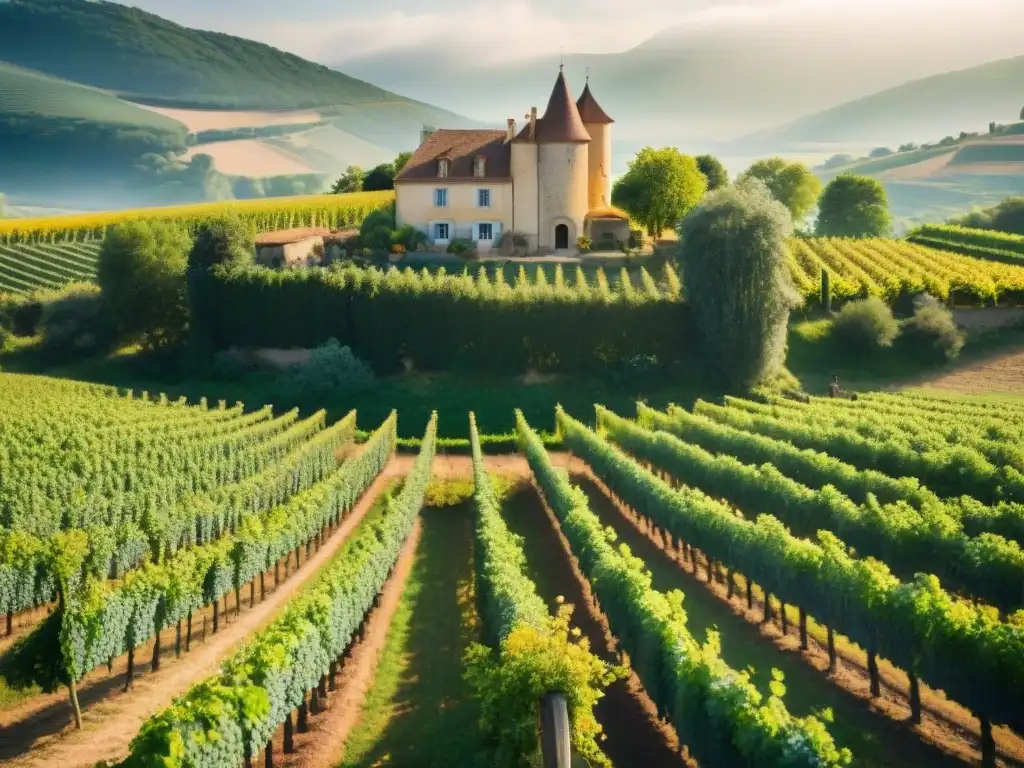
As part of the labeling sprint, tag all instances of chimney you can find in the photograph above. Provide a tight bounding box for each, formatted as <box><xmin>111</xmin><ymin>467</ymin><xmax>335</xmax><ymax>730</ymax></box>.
<box><xmin>506</xmin><ymin>118</ymin><xmax>516</xmax><ymax>143</ymax></box>
<box><xmin>529</xmin><ymin>107</ymin><xmax>537</xmax><ymax>140</ymax></box>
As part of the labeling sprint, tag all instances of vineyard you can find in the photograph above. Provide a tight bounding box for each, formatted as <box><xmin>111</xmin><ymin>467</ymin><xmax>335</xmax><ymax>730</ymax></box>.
<box><xmin>788</xmin><ymin>237</ymin><xmax>1024</xmax><ymax>305</ymax></box>
<box><xmin>1</xmin><ymin>373</ymin><xmax>1024</xmax><ymax>768</ymax></box>
<box><xmin>0</xmin><ymin>191</ymin><xmax>393</xmax><ymax>244</ymax></box>
<box><xmin>908</xmin><ymin>225</ymin><xmax>1024</xmax><ymax>266</ymax></box>
<box><xmin>0</xmin><ymin>239</ymin><xmax>100</xmax><ymax>293</ymax></box>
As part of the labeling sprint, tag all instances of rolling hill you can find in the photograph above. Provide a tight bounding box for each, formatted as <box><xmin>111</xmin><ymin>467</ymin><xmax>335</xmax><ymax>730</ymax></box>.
<box><xmin>0</xmin><ymin>0</ymin><xmax>454</xmax><ymax>119</ymax></box>
<box><xmin>738</xmin><ymin>56</ymin><xmax>1024</xmax><ymax>151</ymax></box>
<box><xmin>0</xmin><ymin>0</ymin><xmax>473</xmax><ymax>209</ymax></box>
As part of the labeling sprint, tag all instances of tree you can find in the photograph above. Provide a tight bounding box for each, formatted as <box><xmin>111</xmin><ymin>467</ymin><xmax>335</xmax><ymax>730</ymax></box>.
<box><xmin>695</xmin><ymin>155</ymin><xmax>729</xmax><ymax>191</ymax></box>
<box><xmin>738</xmin><ymin>158</ymin><xmax>822</xmax><ymax>221</ymax></box>
<box><xmin>869</xmin><ymin>147</ymin><xmax>894</xmax><ymax>159</ymax></box>
<box><xmin>187</xmin><ymin>215</ymin><xmax>255</xmax><ymax>355</ymax></box>
<box><xmin>816</xmin><ymin>174</ymin><xmax>891</xmax><ymax>238</ymax></box>
<box><xmin>989</xmin><ymin>196</ymin><xmax>1024</xmax><ymax>234</ymax></box>
<box><xmin>611</xmin><ymin>147</ymin><xmax>707</xmax><ymax>237</ymax></box>
<box><xmin>394</xmin><ymin>151</ymin><xmax>413</xmax><ymax>174</ymax></box>
<box><xmin>679</xmin><ymin>178</ymin><xmax>799</xmax><ymax>390</ymax></box>
<box><xmin>97</xmin><ymin>221</ymin><xmax>191</xmax><ymax>347</ymax></box>
<box><xmin>363</xmin><ymin>163</ymin><xmax>397</xmax><ymax>192</ymax></box>
<box><xmin>331</xmin><ymin>166</ymin><xmax>364</xmax><ymax>195</ymax></box>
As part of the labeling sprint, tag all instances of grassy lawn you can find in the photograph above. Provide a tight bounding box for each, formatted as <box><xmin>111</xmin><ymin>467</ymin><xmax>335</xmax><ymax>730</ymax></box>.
<box><xmin>339</xmin><ymin>503</ymin><xmax>486</xmax><ymax>768</ymax></box>
<box><xmin>0</xmin><ymin>344</ymin><xmax>707</xmax><ymax>438</ymax></box>
<box><xmin>571</xmin><ymin>474</ymin><xmax>964</xmax><ymax>768</ymax></box>
<box><xmin>787</xmin><ymin>315</ymin><xmax>1024</xmax><ymax>395</ymax></box>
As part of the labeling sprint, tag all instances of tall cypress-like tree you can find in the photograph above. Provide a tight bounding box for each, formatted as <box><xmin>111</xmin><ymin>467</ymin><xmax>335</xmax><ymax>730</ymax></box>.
<box><xmin>680</xmin><ymin>178</ymin><xmax>799</xmax><ymax>389</ymax></box>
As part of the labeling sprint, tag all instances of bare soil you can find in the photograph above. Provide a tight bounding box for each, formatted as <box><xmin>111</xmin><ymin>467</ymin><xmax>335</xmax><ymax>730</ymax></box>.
<box><xmin>570</xmin><ymin>460</ymin><xmax>1024</xmax><ymax>768</ymax></box>
<box><xmin>0</xmin><ymin>460</ymin><xmax>409</xmax><ymax>768</ymax></box>
<box><xmin>184</xmin><ymin>139</ymin><xmax>315</xmax><ymax>176</ymax></box>
<box><xmin>273</xmin><ymin>518</ymin><xmax>422</xmax><ymax>768</ymax></box>
<box><xmin>905</xmin><ymin>345</ymin><xmax>1024</xmax><ymax>395</ymax></box>
<box><xmin>131</xmin><ymin>104</ymin><xmax>323</xmax><ymax>132</ymax></box>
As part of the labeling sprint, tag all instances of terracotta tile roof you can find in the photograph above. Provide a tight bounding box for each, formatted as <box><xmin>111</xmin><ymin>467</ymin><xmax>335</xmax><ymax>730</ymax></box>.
<box><xmin>255</xmin><ymin>227</ymin><xmax>331</xmax><ymax>246</ymax></box>
<box><xmin>395</xmin><ymin>129</ymin><xmax>511</xmax><ymax>182</ymax></box>
<box><xmin>576</xmin><ymin>83</ymin><xmax>613</xmax><ymax>125</ymax></box>
<box><xmin>535</xmin><ymin>71</ymin><xmax>591</xmax><ymax>143</ymax></box>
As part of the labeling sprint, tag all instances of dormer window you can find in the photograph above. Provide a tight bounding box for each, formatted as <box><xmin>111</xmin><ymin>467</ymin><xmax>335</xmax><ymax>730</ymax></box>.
<box><xmin>474</xmin><ymin>157</ymin><xmax>486</xmax><ymax>178</ymax></box>
<box><xmin>437</xmin><ymin>159</ymin><xmax>449</xmax><ymax>178</ymax></box>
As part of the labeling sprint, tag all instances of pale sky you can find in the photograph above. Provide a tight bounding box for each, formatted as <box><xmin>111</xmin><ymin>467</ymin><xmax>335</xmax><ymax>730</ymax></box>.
<box><xmin>119</xmin><ymin>0</ymin><xmax>1024</xmax><ymax>66</ymax></box>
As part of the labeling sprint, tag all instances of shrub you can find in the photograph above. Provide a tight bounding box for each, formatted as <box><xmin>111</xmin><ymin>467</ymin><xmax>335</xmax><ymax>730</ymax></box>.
<box><xmin>832</xmin><ymin>297</ymin><xmax>899</xmax><ymax>352</ymax></box>
<box><xmin>447</xmin><ymin>238</ymin><xmax>474</xmax><ymax>256</ymax></box>
<box><xmin>576</xmin><ymin>235</ymin><xmax>592</xmax><ymax>253</ymax></box>
<box><xmin>39</xmin><ymin>283</ymin><xmax>117</xmax><ymax>360</ymax></box>
<box><xmin>273</xmin><ymin>338</ymin><xmax>375</xmax><ymax>400</ymax></box>
<box><xmin>392</xmin><ymin>225</ymin><xmax>427</xmax><ymax>252</ymax></box>
<box><xmin>900</xmin><ymin>294</ymin><xmax>964</xmax><ymax>362</ymax></box>
<box><xmin>0</xmin><ymin>291</ymin><xmax>42</xmax><ymax>336</ymax></box>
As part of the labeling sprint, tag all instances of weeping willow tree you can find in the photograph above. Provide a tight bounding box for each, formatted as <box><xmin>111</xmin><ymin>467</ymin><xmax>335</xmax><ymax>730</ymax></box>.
<box><xmin>679</xmin><ymin>178</ymin><xmax>799</xmax><ymax>390</ymax></box>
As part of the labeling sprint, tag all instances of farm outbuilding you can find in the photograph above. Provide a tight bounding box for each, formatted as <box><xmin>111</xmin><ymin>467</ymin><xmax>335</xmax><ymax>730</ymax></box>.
<box><xmin>255</xmin><ymin>228</ymin><xmax>330</xmax><ymax>268</ymax></box>
<box><xmin>255</xmin><ymin>227</ymin><xmax>360</xmax><ymax>268</ymax></box>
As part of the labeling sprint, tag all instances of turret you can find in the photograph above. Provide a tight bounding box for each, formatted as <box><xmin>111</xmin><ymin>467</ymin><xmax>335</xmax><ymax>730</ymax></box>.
<box><xmin>576</xmin><ymin>79</ymin><xmax>613</xmax><ymax>210</ymax></box>
<box><xmin>535</xmin><ymin>68</ymin><xmax>590</xmax><ymax>251</ymax></box>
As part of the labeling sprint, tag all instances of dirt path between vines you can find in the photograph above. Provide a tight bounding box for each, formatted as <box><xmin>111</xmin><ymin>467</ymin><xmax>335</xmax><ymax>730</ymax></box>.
<box><xmin>0</xmin><ymin>458</ymin><xmax>409</xmax><ymax>768</ymax></box>
<box><xmin>504</xmin><ymin>482</ymin><xmax>691</xmax><ymax>767</ymax></box>
<box><xmin>276</xmin><ymin>518</ymin><xmax>423</xmax><ymax>768</ymax></box>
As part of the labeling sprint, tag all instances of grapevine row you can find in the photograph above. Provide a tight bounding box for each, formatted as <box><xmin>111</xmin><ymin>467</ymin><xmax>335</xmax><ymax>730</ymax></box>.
<box><xmin>520</xmin><ymin>411</ymin><xmax>852</xmax><ymax>767</ymax></box>
<box><xmin>641</xmin><ymin>403</ymin><xmax>1024</xmax><ymax>548</ymax></box>
<box><xmin>0</xmin><ymin>191</ymin><xmax>395</xmax><ymax>244</ymax></box>
<box><xmin>117</xmin><ymin>411</ymin><xmax>433</xmax><ymax>767</ymax></box>
<box><xmin>598</xmin><ymin>406</ymin><xmax>1024</xmax><ymax>617</ymax></box>
<box><xmin>691</xmin><ymin>400</ymin><xmax>1024</xmax><ymax>503</ymax></box>
<box><xmin>557</xmin><ymin>407</ymin><xmax>1024</xmax><ymax>735</ymax></box>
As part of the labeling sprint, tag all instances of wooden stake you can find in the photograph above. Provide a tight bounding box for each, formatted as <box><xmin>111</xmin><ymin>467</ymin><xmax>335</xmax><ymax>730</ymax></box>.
<box><xmin>284</xmin><ymin>712</ymin><xmax>295</xmax><ymax>753</ymax></box>
<box><xmin>799</xmin><ymin>608</ymin><xmax>808</xmax><ymax>650</ymax></box>
<box><xmin>867</xmin><ymin>651</ymin><xmax>880</xmax><ymax>698</ymax></box>
<box><xmin>908</xmin><ymin>674</ymin><xmax>922</xmax><ymax>724</ymax></box>
<box><xmin>125</xmin><ymin>645</ymin><xmax>135</xmax><ymax>691</ymax></box>
<box><xmin>151</xmin><ymin>627</ymin><xmax>161</xmax><ymax>672</ymax></box>
<box><xmin>826</xmin><ymin>627</ymin><xmax>836</xmax><ymax>673</ymax></box>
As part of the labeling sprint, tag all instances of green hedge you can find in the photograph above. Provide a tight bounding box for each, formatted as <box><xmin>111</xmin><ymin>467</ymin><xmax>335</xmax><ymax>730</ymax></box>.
<box><xmin>209</xmin><ymin>263</ymin><xmax>688</xmax><ymax>374</ymax></box>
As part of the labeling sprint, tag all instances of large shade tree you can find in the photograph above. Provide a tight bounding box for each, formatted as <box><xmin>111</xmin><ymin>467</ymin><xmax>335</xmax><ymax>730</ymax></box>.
<box><xmin>612</xmin><ymin>147</ymin><xmax>707</xmax><ymax>237</ymax></box>
<box><xmin>816</xmin><ymin>174</ymin><xmax>891</xmax><ymax>238</ymax></box>
<box><xmin>738</xmin><ymin>157</ymin><xmax>822</xmax><ymax>222</ymax></box>
<box><xmin>97</xmin><ymin>221</ymin><xmax>191</xmax><ymax>347</ymax></box>
<box><xmin>680</xmin><ymin>178</ymin><xmax>800</xmax><ymax>390</ymax></box>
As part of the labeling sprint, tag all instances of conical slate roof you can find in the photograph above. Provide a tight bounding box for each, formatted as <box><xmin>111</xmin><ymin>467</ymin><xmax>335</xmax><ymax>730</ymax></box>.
<box><xmin>576</xmin><ymin>82</ymin><xmax>613</xmax><ymax>124</ymax></box>
<box><xmin>534</xmin><ymin>70</ymin><xmax>591</xmax><ymax>143</ymax></box>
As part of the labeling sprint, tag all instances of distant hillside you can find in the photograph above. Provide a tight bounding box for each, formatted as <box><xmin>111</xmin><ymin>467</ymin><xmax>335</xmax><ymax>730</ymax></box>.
<box><xmin>0</xmin><ymin>0</ymin><xmax>439</xmax><ymax>113</ymax></box>
<box><xmin>739</xmin><ymin>56</ymin><xmax>1024</xmax><ymax>150</ymax></box>
<box><xmin>0</xmin><ymin>62</ymin><xmax>185</xmax><ymax>130</ymax></box>
<box><xmin>0</xmin><ymin>0</ymin><xmax>472</xmax><ymax>209</ymax></box>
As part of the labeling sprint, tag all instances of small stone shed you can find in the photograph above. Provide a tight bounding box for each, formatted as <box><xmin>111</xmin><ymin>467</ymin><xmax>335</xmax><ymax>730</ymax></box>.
<box><xmin>255</xmin><ymin>228</ymin><xmax>360</xmax><ymax>268</ymax></box>
<box><xmin>584</xmin><ymin>207</ymin><xmax>632</xmax><ymax>250</ymax></box>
